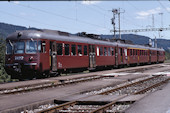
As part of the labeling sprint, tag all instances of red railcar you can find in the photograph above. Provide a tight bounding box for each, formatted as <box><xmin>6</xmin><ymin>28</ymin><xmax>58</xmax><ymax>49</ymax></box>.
<box><xmin>5</xmin><ymin>29</ymin><xmax>165</xmax><ymax>79</ymax></box>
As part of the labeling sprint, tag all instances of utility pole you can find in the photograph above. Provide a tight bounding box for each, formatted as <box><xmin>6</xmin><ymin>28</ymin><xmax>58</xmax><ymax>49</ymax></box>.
<box><xmin>111</xmin><ymin>8</ymin><xmax>124</xmax><ymax>39</ymax></box>
<box><xmin>111</xmin><ymin>9</ymin><xmax>117</xmax><ymax>39</ymax></box>
<box><xmin>152</xmin><ymin>14</ymin><xmax>154</xmax><ymax>28</ymax></box>
<box><xmin>155</xmin><ymin>36</ymin><xmax>157</xmax><ymax>48</ymax></box>
<box><xmin>159</xmin><ymin>12</ymin><xmax>163</xmax><ymax>28</ymax></box>
<box><xmin>118</xmin><ymin>8</ymin><xmax>121</xmax><ymax>39</ymax></box>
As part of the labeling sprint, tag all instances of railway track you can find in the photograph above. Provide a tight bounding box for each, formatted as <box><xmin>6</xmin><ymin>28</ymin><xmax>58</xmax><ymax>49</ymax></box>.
<box><xmin>0</xmin><ymin>64</ymin><xmax>165</xmax><ymax>95</ymax></box>
<box><xmin>21</xmin><ymin>75</ymin><xmax>169</xmax><ymax>113</ymax></box>
<box><xmin>0</xmin><ymin>74</ymin><xmax>112</xmax><ymax>95</ymax></box>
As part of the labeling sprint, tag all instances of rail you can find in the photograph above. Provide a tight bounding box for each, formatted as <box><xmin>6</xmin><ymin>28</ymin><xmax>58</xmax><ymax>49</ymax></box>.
<box><xmin>37</xmin><ymin>75</ymin><xmax>169</xmax><ymax>113</ymax></box>
<box><xmin>0</xmin><ymin>75</ymin><xmax>104</xmax><ymax>95</ymax></box>
<box><xmin>99</xmin><ymin>75</ymin><xmax>162</xmax><ymax>95</ymax></box>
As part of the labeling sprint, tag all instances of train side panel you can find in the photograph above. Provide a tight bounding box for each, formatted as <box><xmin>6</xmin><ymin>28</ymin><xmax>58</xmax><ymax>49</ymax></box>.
<box><xmin>150</xmin><ymin>50</ymin><xmax>157</xmax><ymax>63</ymax></box>
<box><xmin>56</xmin><ymin>41</ymin><xmax>89</xmax><ymax>70</ymax></box>
<box><xmin>95</xmin><ymin>45</ymin><xmax>115</xmax><ymax>67</ymax></box>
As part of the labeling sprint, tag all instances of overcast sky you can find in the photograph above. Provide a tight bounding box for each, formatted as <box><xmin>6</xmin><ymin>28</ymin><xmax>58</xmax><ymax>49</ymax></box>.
<box><xmin>0</xmin><ymin>1</ymin><xmax>170</xmax><ymax>39</ymax></box>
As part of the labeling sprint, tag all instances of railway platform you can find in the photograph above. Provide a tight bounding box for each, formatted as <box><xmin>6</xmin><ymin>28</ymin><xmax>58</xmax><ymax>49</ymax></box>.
<box><xmin>126</xmin><ymin>81</ymin><xmax>170</xmax><ymax>113</ymax></box>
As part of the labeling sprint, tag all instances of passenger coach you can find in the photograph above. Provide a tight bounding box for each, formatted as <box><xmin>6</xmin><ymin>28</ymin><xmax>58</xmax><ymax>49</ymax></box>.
<box><xmin>5</xmin><ymin>29</ymin><xmax>165</xmax><ymax>79</ymax></box>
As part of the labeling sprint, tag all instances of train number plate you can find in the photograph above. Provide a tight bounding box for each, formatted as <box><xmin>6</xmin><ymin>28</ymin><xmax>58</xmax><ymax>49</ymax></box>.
<box><xmin>15</xmin><ymin>56</ymin><xmax>24</xmax><ymax>60</ymax></box>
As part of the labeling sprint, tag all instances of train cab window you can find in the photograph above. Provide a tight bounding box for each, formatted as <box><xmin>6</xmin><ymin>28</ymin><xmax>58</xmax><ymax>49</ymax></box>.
<box><xmin>26</xmin><ymin>41</ymin><xmax>37</xmax><ymax>53</ymax></box>
<box><xmin>38</xmin><ymin>41</ymin><xmax>41</xmax><ymax>52</ymax></box>
<box><xmin>100</xmin><ymin>47</ymin><xmax>103</xmax><ymax>56</ymax></box>
<box><xmin>78</xmin><ymin>45</ymin><xmax>82</xmax><ymax>56</ymax></box>
<box><xmin>14</xmin><ymin>41</ymin><xmax>25</xmax><ymax>54</ymax></box>
<box><xmin>84</xmin><ymin>45</ymin><xmax>87</xmax><ymax>55</ymax></box>
<box><xmin>104</xmin><ymin>47</ymin><xmax>107</xmax><ymax>56</ymax></box>
<box><xmin>57</xmin><ymin>43</ymin><xmax>62</xmax><ymax>55</ymax></box>
<box><xmin>111</xmin><ymin>47</ymin><xmax>114</xmax><ymax>56</ymax></box>
<box><xmin>65</xmin><ymin>44</ymin><xmax>70</xmax><ymax>55</ymax></box>
<box><xmin>108</xmin><ymin>47</ymin><xmax>111</xmax><ymax>56</ymax></box>
<box><xmin>6</xmin><ymin>42</ymin><xmax>13</xmax><ymax>54</ymax></box>
<box><xmin>71</xmin><ymin>44</ymin><xmax>76</xmax><ymax>56</ymax></box>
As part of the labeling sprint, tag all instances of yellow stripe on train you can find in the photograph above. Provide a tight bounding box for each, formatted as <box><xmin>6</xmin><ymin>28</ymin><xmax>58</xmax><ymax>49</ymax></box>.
<box><xmin>127</xmin><ymin>47</ymin><xmax>148</xmax><ymax>50</ymax></box>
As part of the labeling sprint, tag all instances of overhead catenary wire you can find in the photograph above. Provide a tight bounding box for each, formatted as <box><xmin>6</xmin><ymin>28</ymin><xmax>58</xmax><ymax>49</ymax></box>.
<box><xmin>11</xmin><ymin>1</ymin><xmax>150</xmax><ymax>35</ymax></box>
<box><xmin>158</xmin><ymin>0</ymin><xmax>170</xmax><ymax>13</ymax></box>
<box><xmin>11</xmin><ymin>2</ymin><xmax>111</xmax><ymax>31</ymax></box>
<box><xmin>0</xmin><ymin>9</ymin><xmax>70</xmax><ymax>31</ymax></box>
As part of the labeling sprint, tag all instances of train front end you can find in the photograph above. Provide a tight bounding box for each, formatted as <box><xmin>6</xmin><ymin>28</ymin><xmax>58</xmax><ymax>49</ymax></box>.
<box><xmin>5</xmin><ymin>31</ymin><xmax>41</xmax><ymax>79</ymax></box>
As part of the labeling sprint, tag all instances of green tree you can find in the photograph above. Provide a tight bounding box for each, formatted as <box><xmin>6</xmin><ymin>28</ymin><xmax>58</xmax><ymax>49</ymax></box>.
<box><xmin>0</xmin><ymin>36</ymin><xmax>11</xmax><ymax>83</ymax></box>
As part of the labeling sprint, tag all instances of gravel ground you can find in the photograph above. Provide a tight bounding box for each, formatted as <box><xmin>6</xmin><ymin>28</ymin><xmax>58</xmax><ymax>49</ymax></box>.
<box><xmin>125</xmin><ymin>80</ymin><xmax>170</xmax><ymax>113</ymax></box>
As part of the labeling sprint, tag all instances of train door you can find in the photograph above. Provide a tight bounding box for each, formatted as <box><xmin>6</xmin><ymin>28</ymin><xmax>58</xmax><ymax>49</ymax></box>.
<box><xmin>124</xmin><ymin>48</ymin><xmax>127</xmax><ymax>64</ymax></box>
<box><xmin>50</xmin><ymin>42</ymin><xmax>57</xmax><ymax>71</ymax></box>
<box><xmin>120</xmin><ymin>48</ymin><xmax>123</xmax><ymax>63</ymax></box>
<box><xmin>89</xmin><ymin>45</ymin><xmax>96</xmax><ymax>69</ymax></box>
<box><xmin>115</xmin><ymin>46</ymin><xmax>118</xmax><ymax>66</ymax></box>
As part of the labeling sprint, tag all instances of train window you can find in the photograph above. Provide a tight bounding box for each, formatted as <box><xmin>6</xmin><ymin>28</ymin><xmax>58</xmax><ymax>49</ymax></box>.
<box><xmin>71</xmin><ymin>44</ymin><xmax>76</xmax><ymax>56</ymax></box>
<box><xmin>141</xmin><ymin>50</ymin><xmax>142</xmax><ymax>55</ymax></box>
<box><xmin>111</xmin><ymin>47</ymin><xmax>114</xmax><ymax>56</ymax></box>
<box><xmin>100</xmin><ymin>47</ymin><xmax>103</xmax><ymax>56</ymax></box>
<box><xmin>130</xmin><ymin>49</ymin><xmax>132</xmax><ymax>56</ymax></box>
<box><xmin>65</xmin><ymin>44</ymin><xmax>70</xmax><ymax>55</ymax></box>
<box><xmin>120</xmin><ymin>48</ymin><xmax>123</xmax><ymax>56</ymax></box>
<box><xmin>92</xmin><ymin>45</ymin><xmax>95</xmax><ymax>52</ymax></box>
<box><xmin>78</xmin><ymin>45</ymin><xmax>82</xmax><ymax>56</ymax></box>
<box><xmin>133</xmin><ymin>49</ymin><xmax>135</xmax><ymax>56</ymax></box>
<box><xmin>108</xmin><ymin>47</ymin><xmax>111</xmax><ymax>56</ymax></box>
<box><xmin>6</xmin><ymin>42</ymin><xmax>13</xmax><ymax>54</ymax></box>
<box><xmin>42</xmin><ymin>41</ymin><xmax>46</xmax><ymax>53</ymax></box>
<box><xmin>143</xmin><ymin>50</ymin><xmax>144</xmax><ymax>55</ymax></box>
<box><xmin>136</xmin><ymin>50</ymin><xmax>138</xmax><ymax>55</ymax></box>
<box><xmin>38</xmin><ymin>41</ymin><xmax>41</xmax><ymax>52</ymax></box>
<box><xmin>124</xmin><ymin>49</ymin><xmax>127</xmax><ymax>56</ymax></box>
<box><xmin>104</xmin><ymin>47</ymin><xmax>107</xmax><ymax>56</ymax></box>
<box><xmin>14</xmin><ymin>41</ymin><xmax>25</xmax><ymax>54</ymax></box>
<box><xmin>97</xmin><ymin>46</ymin><xmax>99</xmax><ymax>56</ymax></box>
<box><xmin>84</xmin><ymin>45</ymin><xmax>87</xmax><ymax>55</ymax></box>
<box><xmin>38</xmin><ymin>41</ymin><xmax>46</xmax><ymax>53</ymax></box>
<box><xmin>143</xmin><ymin>50</ymin><xmax>144</xmax><ymax>56</ymax></box>
<box><xmin>142</xmin><ymin>50</ymin><xmax>143</xmax><ymax>55</ymax></box>
<box><xmin>57</xmin><ymin>43</ymin><xmax>62</xmax><ymax>55</ymax></box>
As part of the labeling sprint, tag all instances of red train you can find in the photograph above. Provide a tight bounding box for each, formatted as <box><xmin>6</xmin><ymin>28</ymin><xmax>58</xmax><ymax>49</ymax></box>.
<box><xmin>5</xmin><ymin>29</ymin><xmax>165</xmax><ymax>79</ymax></box>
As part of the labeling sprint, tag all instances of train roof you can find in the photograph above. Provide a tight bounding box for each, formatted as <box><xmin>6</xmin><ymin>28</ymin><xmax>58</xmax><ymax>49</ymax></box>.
<box><xmin>7</xmin><ymin>29</ymin><xmax>164</xmax><ymax>52</ymax></box>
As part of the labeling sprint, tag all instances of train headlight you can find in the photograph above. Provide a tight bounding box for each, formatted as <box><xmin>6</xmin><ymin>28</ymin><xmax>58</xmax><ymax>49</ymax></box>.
<box><xmin>29</xmin><ymin>56</ymin><xmax>34</xmax><ymax>61</ymax></box>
